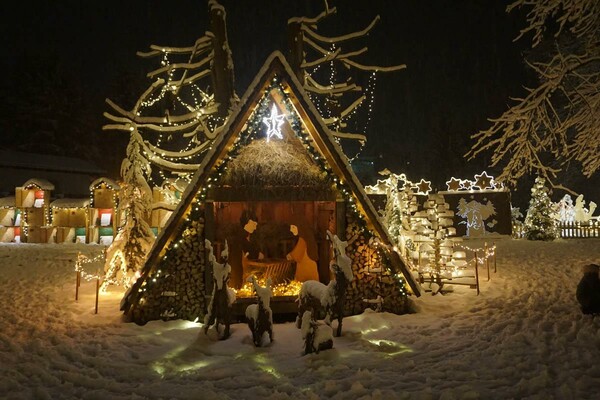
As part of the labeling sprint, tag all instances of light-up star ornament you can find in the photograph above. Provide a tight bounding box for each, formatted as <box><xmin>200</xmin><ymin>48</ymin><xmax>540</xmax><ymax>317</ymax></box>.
<box><xmin>262</xmin><ymin>104</ymin><xmax>285</xmax><ymax>142</ymax></box>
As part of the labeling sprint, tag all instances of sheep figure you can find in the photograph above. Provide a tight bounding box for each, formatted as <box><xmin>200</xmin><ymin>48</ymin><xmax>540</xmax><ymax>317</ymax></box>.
<box><xmin>296</xmin><ymin>230</ymin><xmax>353</xmax><ymax>337</ymax></box>
<box><xmin>245</xmin><ymin>276</ymin><xmax>273</xmax><ymax>346</ymax></box>
<box><xmin>204</xmin><ymin>239</ymin><xmax>235</xmax><ymax>340</ymax></box>
<box><xmin>301</xmin><ymin>311</ymin><xmax>333</xmax><ymax>355</ymax></box>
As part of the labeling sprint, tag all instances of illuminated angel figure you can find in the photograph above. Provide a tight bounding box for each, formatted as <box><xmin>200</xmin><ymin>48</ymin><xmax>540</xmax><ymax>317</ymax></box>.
<box><xmin>456</xmin><ymin>198</ymin><xmax>496</xmax><ymax>237</ymax></box>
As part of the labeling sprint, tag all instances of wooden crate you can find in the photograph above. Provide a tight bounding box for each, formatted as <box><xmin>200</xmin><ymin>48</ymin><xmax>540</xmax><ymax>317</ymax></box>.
<box><xmin>25</xmin><ymin>207</ymin><xmax>45</xmax><ymax>227</ymax></box>
<box><xmin>0</xmin><ymin>226</ymin><xmax>15</xmax><ymax>242</ymax></box>
<box><xmin>0</xmin><ymin>208</ymin><xmax>15</xmax><ymax>226</ymax></box>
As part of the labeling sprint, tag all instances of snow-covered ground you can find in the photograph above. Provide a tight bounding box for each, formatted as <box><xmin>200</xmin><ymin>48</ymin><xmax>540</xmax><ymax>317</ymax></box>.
<box><xmin>1</xmin><ymin>239</ymin><xmax>599</xmax><ymax>399</ymax></box>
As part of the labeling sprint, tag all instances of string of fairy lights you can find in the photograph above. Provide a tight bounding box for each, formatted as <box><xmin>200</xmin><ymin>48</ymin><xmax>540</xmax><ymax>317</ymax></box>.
<box><xmin>135</xmin><ymin>49</ymin><xmax>224</xmax><ymax>189</ymax></box>
<box><xmin>74</xmin><ymin>251</ymin><xmax>123</xmax><ymax>286</ymax></box>
<box><xmin>305</xmin><ymin>47</ymin><xmax>376</xmax><ymax>163</ymax></box>
<box><xmin>134</xmin><ymin>75</ymin><xmax>407</xmax><ymax>301</ymax></box>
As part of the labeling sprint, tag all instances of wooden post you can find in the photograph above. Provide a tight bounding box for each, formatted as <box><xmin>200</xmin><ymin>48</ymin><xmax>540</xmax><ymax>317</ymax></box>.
<box><xmin>204</xmin><ymin>201</ymin><xmax>215</xmax><ymax>295</ymax></box>
<box><xmin>95</xmin><ymin>276</ymin><xmax>100</xmax><ymax>314</ymax></box>
<box><xmin>474</xmin><ymin>251</ymin><xmax>480</xmax><ymax>295</ymax></box>
<box><xmin>493</xmin><ymin>242</ymin><xmax>497</xmax><ymax>273</ymax></box>
<box><xmin>75</xmin><ymin>270</ymin><xmax>81</xmax><ymax>301</ymax></box>
<box><xmin>485</xmin><ymin>242</ymin><xmax>490</xmax><ymax>281</ymax></box>
<box><xmin>210</xmin><ymin>0</ymin><xmax>235</xmax><ymax>118</ymax></box>
<box><xmin>287</xmin><ymin>19</ymin><xmax>305</xmax><ymax>85</ymax></box>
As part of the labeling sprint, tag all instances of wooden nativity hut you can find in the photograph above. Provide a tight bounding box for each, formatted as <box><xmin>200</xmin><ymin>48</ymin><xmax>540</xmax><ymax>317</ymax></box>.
<box><xmin>121</xmin><ymin>52</ymin><xmax>420</xmax><ymax>325</ymax></box>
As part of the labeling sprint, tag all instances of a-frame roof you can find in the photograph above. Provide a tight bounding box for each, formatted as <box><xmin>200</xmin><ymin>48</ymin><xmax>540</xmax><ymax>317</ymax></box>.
<box><xmin>122</xmin><ymin>51</ymin><xmax>420</xmax><ymax>312</ymax></box>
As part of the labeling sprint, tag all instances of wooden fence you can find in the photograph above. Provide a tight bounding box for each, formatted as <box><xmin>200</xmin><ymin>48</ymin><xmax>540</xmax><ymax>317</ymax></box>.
<box><xmin>512</xmin><ymin>218</ymin><xmax>599</xmax><ymax>239</ymax></box>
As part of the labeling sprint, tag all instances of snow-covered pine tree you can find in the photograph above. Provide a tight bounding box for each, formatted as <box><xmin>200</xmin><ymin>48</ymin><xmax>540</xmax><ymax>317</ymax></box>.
<box><xmin>103</xmin><ymin>128</ymin><xmax>155</xmax><ymax>290</ymax></box>
<box><xmin>524</xmin><ymin>177</ymin><xmax>559</xmax><ymax>241</ymax></box>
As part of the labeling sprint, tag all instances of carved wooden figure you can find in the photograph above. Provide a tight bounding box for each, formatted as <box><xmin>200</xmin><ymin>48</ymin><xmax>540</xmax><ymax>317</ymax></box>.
<box><xmin>204</xmin><ymin>239</ymin><xmax>234</xmax><ymax>340</ymax></box>
<box><xmin>301</xmin><ymin>311</ymin><xmax>333</xmax><ymax>355</ymax></box>
<box><xmin>245</xmin><ymin>276</ymin><xmax>274</xmax><ymax>347</ymax></box>
<box><xmin>296</xmin><ymin>230</ymin><xmax>353</xmax><ymax>337</ymax></box>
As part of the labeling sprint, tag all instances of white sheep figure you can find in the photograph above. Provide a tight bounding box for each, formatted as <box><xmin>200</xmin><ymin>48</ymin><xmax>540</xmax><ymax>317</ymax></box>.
<box><xmin>204</xmin><ymin>239</ymin><xmax>235</xmax><ymax>340</ymax></box>
<box><xmin>301</xmin><ymin>310</ymin><xmax>333</xmax><ymax>355</ymax></box>
<box><xmin>296</xmin><ymin>230</ymin><xmax>353</xmax><ymax>337</ymax></box>
<box><xmin>245</xmin><ymin>276</ymin><xmax>273</xmax><ymax>347</ymax></box>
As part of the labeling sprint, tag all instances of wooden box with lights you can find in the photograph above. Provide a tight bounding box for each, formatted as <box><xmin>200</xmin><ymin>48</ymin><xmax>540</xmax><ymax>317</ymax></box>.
<box><xmin>27</xmin><ymin>226</ymin><xmax>56</xmax><ymax>243</ymax></box>
<box><xmin>87</xmin><ymin>178</ymin><xmax>120</xmax><ymax>244</ymax></box>
<box><xmin>150</xmin><ymin>187</ymin><xmax>176</xmax><ymax>235</ymax></box>
<box><xmin>15</xmin><ymin>179</ymin><xmax>54</xmax><ymax>243</ymax></box>
<box><xmin>0</xmin><ymin>196</ymin><xmax>19</xmax><ymax>243</ymax></box>
<box><xmin>50</xmin><ymin>199</ymin><xmax>89</xmax><ymax>244</ymax></box>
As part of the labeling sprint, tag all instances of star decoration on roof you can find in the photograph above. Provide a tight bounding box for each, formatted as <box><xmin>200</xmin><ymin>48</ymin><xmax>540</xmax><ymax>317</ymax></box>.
<box><xmin>446</xmin><ymin>177</ymin><xmax>462</xmax><ymax>191</ymax></box>
<box><xmin>415</xmin><ymin>179</ymin><xmax>432</xmax><ymax>195</ymax></box>
<box><xmin>461</xmin><ymin>179</ymin><xmax>474</xmax><ymax>190</ymax></box>
<box><xmin>473</xmin><ymin>171</ymin><xmax>494</xmax><ymax>190</ymax></box>
<box><xmin>262</xmin><ymin>104</ymin><xmax>285</xmax><ymax>142</ymax></box>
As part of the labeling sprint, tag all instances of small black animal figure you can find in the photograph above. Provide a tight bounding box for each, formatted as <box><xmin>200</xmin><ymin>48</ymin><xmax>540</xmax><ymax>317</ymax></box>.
<box><xmin>301</xmin><ymin>311</ymin><xmax>333</xmax><ymax>355</ymax></box>
<box><xmin>576</xmin><ymin>263</ymin><xmax>600</xmax><ymax>315</ymax></box>
<box><xmin>245</xmin><ymin>276</ymin><xmax>273</xmax><ymax>347</ymax></box>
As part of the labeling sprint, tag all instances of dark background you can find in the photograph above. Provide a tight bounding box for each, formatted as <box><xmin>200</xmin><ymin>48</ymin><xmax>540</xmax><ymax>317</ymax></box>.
<box><xmin>1</xmin><ymin>0</ymin><xmax>595</xmax><ymax>210</ymax></box>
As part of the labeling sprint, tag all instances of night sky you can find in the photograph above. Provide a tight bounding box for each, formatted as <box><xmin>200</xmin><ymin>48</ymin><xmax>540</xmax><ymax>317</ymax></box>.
<box><xmin>1</xmin><ymin>0</ymin><xmax>562</xmax><ymax>208</ymax></box>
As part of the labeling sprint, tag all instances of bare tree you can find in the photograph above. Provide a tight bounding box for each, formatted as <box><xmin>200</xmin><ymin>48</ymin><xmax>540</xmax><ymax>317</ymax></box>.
<box><xmin>468</xmin><ymin>0</ymin><xmax>599</xmax><ymax>192</ymax></box>
<box><xmin>288</xmin><ymin>1</ymin><xmax>405</xmax><ymax>160</ymax></box>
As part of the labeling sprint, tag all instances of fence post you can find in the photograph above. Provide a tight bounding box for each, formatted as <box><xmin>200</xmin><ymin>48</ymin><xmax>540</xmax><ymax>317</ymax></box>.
<box><xmin>485</xmin><ymin>242</ymin><xmax>490</xmax><ymax>281</ymax></box>
<box><xmin>75</xmin><ymin>270</ymin><xmax>80</xmax><ymax>301</ymax></box>
<box><xmin>75</xmin><ymin>252</ymin><xmax>81</xmax><ymax>301</ymax></box>
<box><xmin>474</xmin><ymin>251</ymin><xmax>480</xmax><ymax>295</ymax></box>
<box><xmin>493</xmin><ymin>242</ymin><xmax>497</xmax><ymax>273</ymax></box>
<box><xmin>95</xmin><ymin>275</ymin><xmax>100</xmax><ymax>314</ymax></box>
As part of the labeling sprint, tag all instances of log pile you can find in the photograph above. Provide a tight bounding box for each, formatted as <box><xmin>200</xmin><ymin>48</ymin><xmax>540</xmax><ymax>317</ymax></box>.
<box><xmin>343</xmin><ymin>213</ymin><xmax>410</xmax><ymax>315</ymax></box>
<box><xmin>130</xmin><ymin>218</ymin><xmax>207</xmax><ymax>324</ymax></box>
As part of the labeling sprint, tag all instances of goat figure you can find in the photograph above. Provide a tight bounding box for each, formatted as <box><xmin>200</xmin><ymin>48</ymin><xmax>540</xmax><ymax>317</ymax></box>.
<box><xmin>301</xmin><ymin>311</ymin><xmax>333</xmax><ymax>355</ymax></box>
<box><xmin>245</xmin><ymin>276</ymin><xmax>274</xmax><ymax>346</ymax></box>
<box><xmin>296</xmin><ymin>230</ymin><xmax>353</xmax><ymax>337</ymax></box>
<box><xmin>204</xmin><ymin>239</ymin><xmax>235</xmax><ymax>340</ymax></box>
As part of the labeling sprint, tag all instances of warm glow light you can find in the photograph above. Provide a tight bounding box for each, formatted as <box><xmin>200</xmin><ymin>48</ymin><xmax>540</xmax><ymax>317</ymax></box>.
<box><xmin>235</xmin><ymin>278</ymin><xmax>302</xmax><ymax>297</ymax></box>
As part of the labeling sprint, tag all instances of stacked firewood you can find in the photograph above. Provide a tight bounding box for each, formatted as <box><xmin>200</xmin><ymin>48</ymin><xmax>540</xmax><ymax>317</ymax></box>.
<box><xmin>343</xmin><ymin>217</ymin><xmax>410</xmax><ymax>315</ymax></box>
<box><xmin>132</xmin><ymin>219</ymin><xmax>207</xmax><ymax>324</ymax></box>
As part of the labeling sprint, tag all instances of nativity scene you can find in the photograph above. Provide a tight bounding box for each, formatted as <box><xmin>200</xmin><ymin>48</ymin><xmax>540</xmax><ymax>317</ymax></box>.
<box><xmin>120</xmin><ymin>52</ymin><xmax>420</xmax><ymax>325</ymax></box>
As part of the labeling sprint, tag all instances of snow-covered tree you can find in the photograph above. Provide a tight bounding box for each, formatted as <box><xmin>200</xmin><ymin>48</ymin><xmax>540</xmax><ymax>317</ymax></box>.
<box><xmin>103</xmin><ymin>129</ymin><xmax>155</xmax><ymax>290</ymax></box>
<box><xmin>524</xmin><ymin>177</ymin><xmax>560</xmax><ymax>241</ymax></box>
<box><xmin>102</xmin><ymin>0</ymin><xmax>234</xmax><ymax>289</ymax></box>
<box><xmin>468</xmin><ymin>0</ymin><xmax>599</xmax><ymax>190</ymax></box>
<box><xmin>103</xmin><ymin>0</ymin><xmax>234</xmax><ymax>186</ymax></box>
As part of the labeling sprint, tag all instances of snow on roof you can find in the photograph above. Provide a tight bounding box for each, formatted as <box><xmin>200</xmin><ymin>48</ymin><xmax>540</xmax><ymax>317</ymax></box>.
<box><xmin>22</xmin><ymin>178</ymin><xmax>55</xmax><ymax>191</ymax></box>
<box><xmin>0</xmin><ymin>150</ymin><xmax>105</xmax><ymax>175</ymax></box>
<box><xmin>0</xmin><ymin>196</ymin><xmax>15</xmax><ymax>207</ymax></box>
<box><xmin>50</xmin><ymin>198</ymin><xmax>90</xmax><ymax>208</ymax></box>
<box><xmin>90</xmin><ymin>177</ymin><xmax>121</xmax><ymax>191</ymax></box>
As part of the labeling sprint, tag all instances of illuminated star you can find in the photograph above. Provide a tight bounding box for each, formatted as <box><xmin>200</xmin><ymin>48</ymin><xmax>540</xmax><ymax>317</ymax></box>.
<box><xmin>446</xmin><ymin>177</ymin><xmax>462</xmax><ymax>191</ymax></box>
<box><xmin>415</xmin><ymin>179</ymin><xmax>432</xmax><ymax>195</ymax></box>
<box><xmin>461</xmin><ymin>179</ymin><xmax>474</xmax><ymax>190</ymax></box>
<box><xmin>473</xmin><ymin>171</ymin><xmax>494</xmax><ymax>190</ymax></box>
<box><xmin>262</xmin><ymin>104</ymin><xmax>285</xmax><ymax>142</ymax></box>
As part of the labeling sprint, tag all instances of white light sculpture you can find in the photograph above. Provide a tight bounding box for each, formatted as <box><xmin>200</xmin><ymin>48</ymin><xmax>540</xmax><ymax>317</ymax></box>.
<box><xmin>262</xmin><ymin>104</ymin><xmax>285</xmax><ymax>142</ymax></box>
